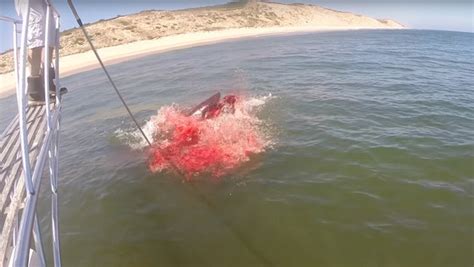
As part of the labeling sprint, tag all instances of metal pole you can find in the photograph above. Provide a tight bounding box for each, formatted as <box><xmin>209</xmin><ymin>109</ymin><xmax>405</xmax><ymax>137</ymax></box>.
<box><xmin>13</xmin><ymin>23</ymin><xmax>19</xmax><ymax>87</ymax></box>
<box><xmin>44</xmin><ymin>4</ymin><xmax>52</xmax><ymax>125</ymax></box>
<box><xmin>43</xmin><ymin>4</ymin><xmax>63</xmax><ymax>266</ymax></box>
<box><xmin>33</xmin><ymin>216</ymin><xmax>47</xmax><ymax>267</ymax></box>
<box><xmin>51</xmin><ymin>192</ymin><xmax>61</xmax><ymax>267</ymax></box>
<box><xmin>51</xmin><ymin>13</ymin><xmax>63</xmax><ymax>267</ymax></box>
<box><xmin>54</xmin><ymin>16</ymin><xmax>60</xmax><ymax>105</ymax></box>
<box><xmin>45</xmin><ymin>0</ymin><xmax>54</xmax><ymax>196</ymax></box>
<box><xmin>12</xmin><ymin>110</ymin><xmax>58</xmax><ymax>266</ymax></box>
<box><xmin>16</xmin><ymin>0</ymin><xmax>35</xmax><ymax>195</ymax></box>
<box><xmin>3</xmin><ymin>2</ymin><xmax>63</xmax><ymax>266</ymax></box>
<box><xmin>13</xmin><ymin>2</ymin><xmax>38</xmax><ymax>259</ymax></box>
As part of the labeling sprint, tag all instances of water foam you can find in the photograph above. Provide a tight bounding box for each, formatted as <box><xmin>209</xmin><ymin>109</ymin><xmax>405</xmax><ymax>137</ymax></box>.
<box><xmin>115</xmin><ymin>94</ymin><xmax>274</xmax><ymax>179</ymax></box>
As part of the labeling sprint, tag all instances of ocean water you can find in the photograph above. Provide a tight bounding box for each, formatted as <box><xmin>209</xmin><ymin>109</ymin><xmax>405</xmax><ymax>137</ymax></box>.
<box><xmin>0</xmin><ymin>30</ymin><xmax>473</xmax><ymax>266</ymax></box>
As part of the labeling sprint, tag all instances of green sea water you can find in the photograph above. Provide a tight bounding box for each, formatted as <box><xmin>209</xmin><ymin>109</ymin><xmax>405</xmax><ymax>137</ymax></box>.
<box><xmin>0</xmin><ymin>30</ymin><xmax>473</xmax><ymax>266</ymax></box>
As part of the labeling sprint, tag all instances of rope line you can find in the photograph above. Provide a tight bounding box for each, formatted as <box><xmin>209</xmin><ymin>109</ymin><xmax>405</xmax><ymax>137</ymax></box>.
<box><xmin>67</xmin><ymin>0</ymin><xmax>152</xmax><ymax>147</ymax></box>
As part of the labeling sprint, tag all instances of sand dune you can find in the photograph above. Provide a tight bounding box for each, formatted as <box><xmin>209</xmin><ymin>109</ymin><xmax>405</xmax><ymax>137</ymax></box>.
<box><xmin>0</xmin><ymin>1</ymin><xmax>404</xmax><ymax>98</ymax></box>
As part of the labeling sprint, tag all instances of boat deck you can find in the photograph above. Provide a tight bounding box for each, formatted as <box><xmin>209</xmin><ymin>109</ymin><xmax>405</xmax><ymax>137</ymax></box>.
<box><xmin>0</xmin><ymin>105</ymin><xmax>48</xmax><ymax>266</ymax></box>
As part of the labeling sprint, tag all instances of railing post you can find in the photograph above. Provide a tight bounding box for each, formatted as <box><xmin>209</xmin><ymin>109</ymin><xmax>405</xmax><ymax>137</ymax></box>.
<box><xmin>51</xmin><ymin>11</ymin><xmax>63</xmax><ymax>267</ymax></box>
<box><xmin>12</xmin><ymin>121</ymin><xmax>55</xmax><ymax>267</ymax></box>
<box><xmin>12</xmin><ymin>23</ymin><xmax>23</xmax><ymax>249</ymax></box>
<box><xmin>54</xmin><ymin>15</ymin><xmax>61</xmax><ymax>105</ymax></box>
<box><xmin>13</xmin><ymin>22</ymin><xmax>19</xmax><ymax>87</ymax></box>
<box><xmin>12</xmin><ymin>0</ymin><xmax>36</xmax><ymax>263</ymax></box>
<box><xmin>44</xmin><ymin>3</ymin><xmax>52</xmax><ymax>122</ymax></box>
<box><xmin>16</xmin><ymin>0</ymin><xmax>35</xmax><ymax>195</ymax></box>
<box><xmin>33</xmin><ymin>216</ymin><xmax>46</xmax><ymax>267</ymax></box>
<box><xmin>12</xmin><ymin>2</ymin><xmax>36</xmax><ymax>262</ymax></box>
<box><xmin>4</xmin><ymin>1</ymin><xmax>63</xmax><ymax>265</ymax></box>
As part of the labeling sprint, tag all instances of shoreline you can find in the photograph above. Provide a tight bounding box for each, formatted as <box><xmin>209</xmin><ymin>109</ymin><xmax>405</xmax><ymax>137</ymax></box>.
<box><xmin>0</xmin><ymin>26</ymin><xmax>403</xmax><ymax>99</ymax></box>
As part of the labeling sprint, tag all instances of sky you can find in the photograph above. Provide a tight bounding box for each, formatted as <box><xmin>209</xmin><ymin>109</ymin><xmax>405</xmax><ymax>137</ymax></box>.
<box><xmin>0</xmin><ymin>0</ymin><xmax>472</xmax><ymax>52</ymax></box>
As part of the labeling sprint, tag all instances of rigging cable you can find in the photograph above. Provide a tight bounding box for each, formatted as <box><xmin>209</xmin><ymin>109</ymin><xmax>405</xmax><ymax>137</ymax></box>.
<box><xmin>67</xmin><ymin>0</ymin><xmax>152</xmax><ymax>147</ymax></box>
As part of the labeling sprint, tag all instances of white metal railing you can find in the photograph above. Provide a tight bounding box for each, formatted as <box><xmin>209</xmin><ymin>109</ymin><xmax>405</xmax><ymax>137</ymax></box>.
<box><xmin>1</xmin><ymin>0</ymin><xmax>63</xmax><ymax>266</ymax></box>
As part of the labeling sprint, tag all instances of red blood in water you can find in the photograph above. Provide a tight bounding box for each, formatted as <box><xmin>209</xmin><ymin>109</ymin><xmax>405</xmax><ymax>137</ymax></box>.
<box><xmin>147</xmin><ymin>95</ymin><xmax>268</xmax><ymax>179</ymax></box>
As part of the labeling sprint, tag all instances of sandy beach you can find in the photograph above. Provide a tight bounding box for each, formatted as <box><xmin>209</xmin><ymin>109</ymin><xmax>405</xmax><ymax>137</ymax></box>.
<box><xmin>0</xmin><ymin>25</ymin><xmax>403</xmax><ymax>99</ymax></box>
<box><xmin>0</xmin><ymin>1</ymin><xmax>404</xmax><ymax>99</ymax></box>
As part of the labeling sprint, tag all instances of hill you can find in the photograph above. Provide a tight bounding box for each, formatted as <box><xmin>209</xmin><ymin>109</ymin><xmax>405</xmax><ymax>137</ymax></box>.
<box><xmin>0</xmin><ymin>1</ymin><xmax>404</xmax><ymax>74</ymax></box>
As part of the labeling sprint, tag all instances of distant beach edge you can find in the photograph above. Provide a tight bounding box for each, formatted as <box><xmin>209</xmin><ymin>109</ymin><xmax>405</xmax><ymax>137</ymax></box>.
<box><xmin>0</xmin><ymin>26</ymin><xmax>404</xmax><ymax>99</ymax></box>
